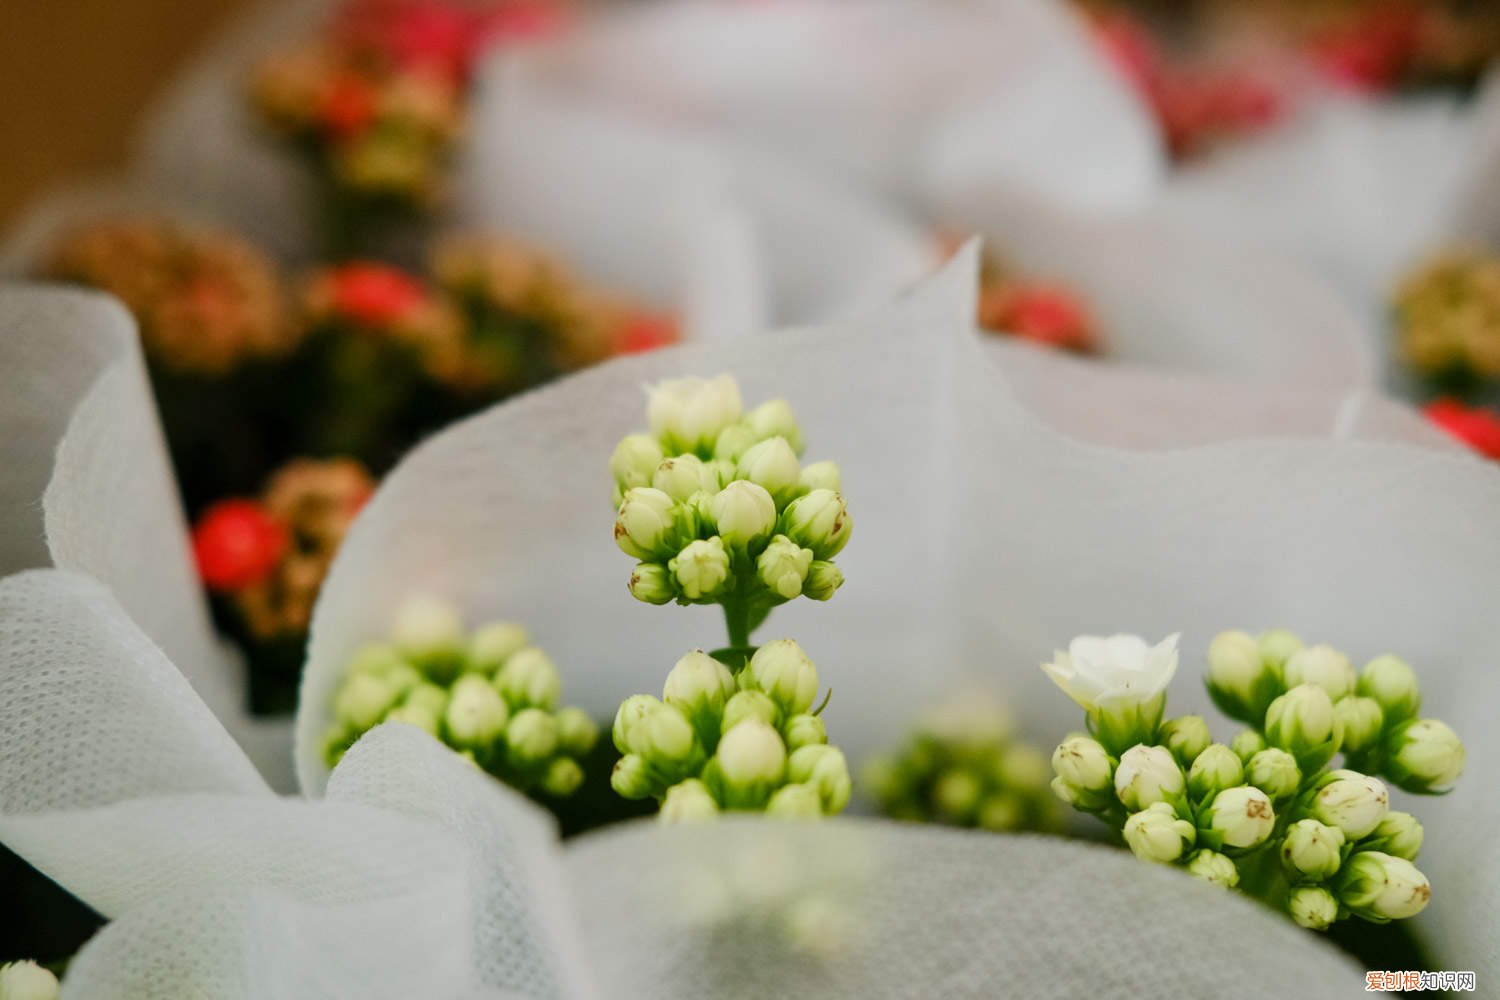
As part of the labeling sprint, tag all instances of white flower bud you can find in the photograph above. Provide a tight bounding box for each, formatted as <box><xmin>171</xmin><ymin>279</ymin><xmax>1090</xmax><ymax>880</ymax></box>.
<box><xmin>541</xmin><ymin>757</ymin><xmax>585</xmax><ymax>797</ymax></box>
<box><xmin>712</xmin><ymin>422</ymin><xmax>758</xmax><ymax>462</ymax></box>
<box><xmin>788</xmin><ymin>744</ymin><xmax>852</xmax><ymax>814</ymax></box>
<box><xmin>1264</xmin><ymin>684</ymin><xmax>1342</xmax><ymax>773</ymax></box>
<box><xmin>1288</xmin><ymin>886</ymin><xmax>1340</xmax><ymax>930</ymax></box>
<box><xmin>1051</xmin><ymin>735</ymin><xmax>1114</xmax><ymax>806</ymax></box>
<box><xmin>738</xmin><ymin>436</ymin><xmax>802</xmax><ymax>506</ymax></box>
<box><xmin>661</xmin><ymin>778</ymin><xmax>721</xmax><ymax>821</ymax></box>
<box><xmin>610</xmin><ymin>433</ymin><xmax>665</xmax><ymax>493</ymax></box>
<box><xmin>494</xmin><ymin>647</ymin><xmax>561</xmax><ymax>710</ymax></box>
<box><xmin>756</xmin><ymin>535</ymin><xmax>813</xmax><ymax>600</ymax></box>
<box><xmin>766</xmin><ymin>783</ymin><xmax>824</xmax><ymax>818</ymax></box>
<box><xmin>1257</xmin><ymin>628</ymin><xmax>1304</xmax><ymax>671</ymax></box>
<box><xmin>1284</xmin><ymin>644</ymin><xmax>1356</xmax><ymax>701</ymax></box>
<box><xmin>506</xmin><ymin>708</ymin><xmax>559</xmax><ymax>765</ymax></box>
<box><xmin>611</xmin><ymin>752</ymin><xmax>657</xmax><ymax>799</ymax></box>
<box><xmin>1358</xmin><ymin>655</ymin><xmax>1422</xmax><ymax>721</ymax></box>
<box><xmin>1187</xmin><ymin>744</ymin><xmax>1244</xmax><ymax>801</ymax></box>
<box><xmin>652</xmin><ymin>454</ymin><xmax>720</xmax><ymax>502</ymax></box>
<box><xmin>933</xmin><ymin>769</ymin><xmax>983</xmax><ymax>821</ymax></box>
<box><xmin>722</xmin><ymin>690</ymin><xmax>781</xmax><ymax>731</ymax></box>
<box><xmin>347</xmin><ymin>642</ymin><xmax>408</xmax><ymax>678</ymax></box>
<box><xmin>977</xmin><ymin>794</ymin><xmax>1026</xmax><ymax>832</ymax></box>
<box><xmin>638</xmin><ymin>704</ymin><xmax>700</xmax><ymax>769</ymax></box>
<box><xmin>647</xmin><ymin>374</ymin><xmax>743</xmax><ymax>454</ymax></box>
<box><xmin>707</xmin><ymin>481</ymin><xmax>777</xmax><ymax>550</ymax></box>
<box><xmin>0</xmin><ymin>962</ymin><xmax>59</xmax><ymax>1000</ymax></box>
<box><xmin>1123</xmin><ymin>802</ymin><xmax>1196</xmax><ymax>863</ymax></box>
<box><xmin>1385</xmin><ymin>718</ymin><xmax>1464</xmax><ymax>793</ymax></box>
<box><xmin>1245</xmin><ymin>748</ymin><xmax>1301</xmax><ymax>800</ymax></box>
<box><xmin>1230</xmin><ymin>729</ymin><xmax>1266</xmax><ymax>762</ymax></box>
<box><xmin>616</xmin><ymin>487</ymin><xmax>690</xmax><ymax>560</ymax></box>
<box><xmin>392</xmin><ymin>596</ymin><xmax>464</xmax><ymax>666</ymax></box>
<box><xmin>467</xmin><ymin>621</ymin><xmax>529</xmax><ymax>673</ymax></box>
<box><xmin>613</xmin><ymin>694</ymin><xmax>661</xmax><ymax>754</ymax></box>
<box><xmin>1185</xmin><ymin>849</ymin><xmax>1240</xmax><ymax>888</ymax></box>
<box><xmin>1368</xmin><ymin>811</ymin><xmax>1424</xmax><ymax>861</ymax></box>
<box><xmin>403</xmin><ymin>682</ymin><xmax>448</xmax><ymax>717</ymax></box>
<box><xmin>1334</xmin><ymin>696</ymin><xmax>1385</xmax><ymax>756</ymax></box>
<box><xmin>663</xmin><ymin>650</ymin><xmax>738</xmax><ymax>722</ymax></box>
<box><xmin>802</xmin><ymin>561</ymin><xmax>844</xmax><ymax>601</ymax></box>
<box><xmin>798</xmin><ymin>460</ymin><xmax>841</xmax><ymax>493</ymax></box>
<box><xmin>783</xmin><ymin>713</ymin><xmax>827</xmax><ymax>750</ymax></box>
<box><xmin>1206</xmin><ymin>630</ymin><xmax>1278</xmax><ymax>723</ymax></box>
<box><xmin>744</xmin><ymin>398</ymin><xmax>804</xmax><ymax>454</ymax></box>
<box><xmin>334</xmin><ymin>672</ymin><xmax>402</xmax><ymax>731</ymax></box>
<box><xmin>780</xmin><ymin>489</ymin><xmax>851</xmax><ymax>559</ymax></box>
<box><xmin>669</xmin><ymin>537</ymin><xmax>731</xmax><ymax>601</ymax></box>
<box><xmin>996</xmin><ymin>744</ymin><xmax>1050</xmax><ymax>791</ymax></box>
<box><xmin>746</xmin><ymin>639</ymin><xmax>820</xmax><ymax>715</ymax></box>
<box><xmin>444</xmin><ymin>675</ymin><xmax>510</xmax><ymax>749</ymax></box>
<box><xmin>1203</xmin><ymin>785</ymin><xmax>1275</xmax><ymax>850</ymax></box>
<box><xmin>1337</xmin><ymin>851</ymin><xmax>1430</xmax><ymax>921</ymax></box>
<box><xmin>1281</xmin><ymin>819</ymin><xmax>1346</xmax><ymax>881</ymax></box>
<box><xmin>1159</xmin><ymin>715</ymin><xmax>1211</xmax><ymax>766</ymax></box>
<box><xmin>554</xmin><ymin>706</ymin><xmax>599</xmax><ymax>756</ymax></box>
<box><xmin>1115</xmin><ymin>745</ymin><xmax>1185</xmax><ymax>811</ymax></box>
<box><xmin>385</xmin><ymin>702</ymin><xmax>442</xmax><ymax>737</ymax></box>
<box><xmin>717</xmin><ymin>719</ymin><xmax>788</xmax><ymax>790</ymax></box>
<box><xmin>627</xmin><ymin>562</ymin><xmax>676</xmax><ymax>605</ymax></box>
<box><xmin>1312</xmin><ymin>771</ymin><xmax>1389</xmax><ymax>839</ymax></box>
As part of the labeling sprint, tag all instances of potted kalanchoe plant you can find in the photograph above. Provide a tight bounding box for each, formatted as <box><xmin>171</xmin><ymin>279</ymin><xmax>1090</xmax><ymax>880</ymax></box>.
<box><xmin>1044</xmin><ymin>629</ymin><xmax>1464</xmax><ymax>931</ymax></box>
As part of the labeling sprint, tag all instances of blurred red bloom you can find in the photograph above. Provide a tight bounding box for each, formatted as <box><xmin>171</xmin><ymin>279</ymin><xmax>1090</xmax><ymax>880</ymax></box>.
<box><xmin>321</xmin><ymin>73</ymin><xmax>378</xmax><ymax>138</ymax></box>
<box><xmin>1306</xmin><ymin>5</ymin><xmax>1421</xmax><ymax>93</ymax></box>
<box><xmin>1089</xmin><ymin>11</ymin><xmax>1165</xmax><ymax>96</ymax></box>
<box><xmin>192</xmin><ymin>500</ymin><xmax>288</xmax><ymax>592</ymax></box>
<box><xmin>326</xmin><ymin>263</ymin><xmax>427</xmax><ymax>326</ymax></box>
<box><xmin>982</xmin><ymin>283</ymin><xmax>1097</xmax><ymax>353</ymax></box>
<box><xmin>613</xmin><ymin>314</ymin><xmax>679</xmax><ymax>356</ymax></box>
<box><xmin>1425</xmin><ymin>399</ymin><xmax>1500</xmax><ymax>460</ymax></box>
<box><xmin>336</xmin><ymin>0</ymin><xmax>563</xmax><ymax>83</ymax></box>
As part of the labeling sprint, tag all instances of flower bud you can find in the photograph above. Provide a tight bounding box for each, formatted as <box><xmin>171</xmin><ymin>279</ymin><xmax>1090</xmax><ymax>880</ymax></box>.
<box><xmin>1185</xmin><ymin>849</ymin><xmax>1240</xmax><ymax>888</ymax></box>
<box><xmin>1367</xmin><ymin>811</ymin><xmax>1424</xmax><ymax>861</ymax></box>
<box><xmin>1123</xmin><ymin>802</ymin><xmax>1196</xmax><ymax>863</ymax></box>
<box><xmin>932</xmin><ymin>769</ymin><xmax>984</xmax><ymax>821</ymax></box>
<box><xmin>627</xmin><ymin>562</ymin><xmax>676</xmax><ymax>605</ymax></box>
<box><xmin>996</xmin><ymin>744</ymin><xmax>1050</xmax><ymax>791</ymax></box>
<box><xmin>392</xmin><ymin>595</ymin><xmax>464</xmax><ymax>666</ymax></box>
<box><xmin>1264</xmin><ymin>684</ymin><xmax>1342</xmax><ymax>774</ymax></box>
<box><xmin>669</xmin><ymin>537</ymin><xmax>731</xmax><ymax>601</ymax></box>
<box><xmin>1245</xmin><ymin>748</ymin><xmax>1300</xmax><ymax>801</ymax></box>
<box><xmin>783</xmin><ymin>713</ymin><xmax>827</xmax><ymax>750</ymax></box>
<box><xmin>1284</xmin><ymin>644</ymin><xmax>1356</xmax><ymax>701</ymax></box>
<box><xmin>334</xmin><ymin>672</ymin><xmax>402</xmax><ymax>731</ymax></box>
<box><xmin>1337</xmin><ymin>851</ymin><xmax>1430</xmax><ymax>921</ymax></box>
<box><xmin>1206</xmin><ymin>630</ymin><xmax>1278</xmax><ymax>723</ymax></box>
<box><xmin>611</xmin><ymin>752</ymin><xmax>657</xmax><ymax>799</ymax></box>
<box><xmin>722</xmin><ymin>689</ymin><xmax>780</xmax><ymax>732</ymax></box>
<box><xmin>661</xmin><ymin>778</ymin><xmax>720</xmax><ymax>821</ymax></box>
<box><xmin>385</xmin><ymin>702</ymin><xmax>441</xmax><ymax>736</ymax></box>
<box><xmin>802</xmin><ymin>561</ymin><xmax>844</xmax><ymax>601</ymax></box>
<box><xmin>1115</xmin><ymin>745</ymin><xmax>1186</xmax><ymax>811</ymax></box>
<box><xmin>348</xmin><ymin>642</ymin><xmax>408</xmax><ymax>678</ymax></box>
<box><xmin>1201</xmin><ymin>786</ymin><xmax>1275</xmax><ymax>851</ymax></box>
<box><xmin>647</xmin><ymin>374</ymin><xmax>743</xmax><ymax>454</ymax></box>
<box><xmin>1187</xmin><ymin>744</ymin><xmax>1244</xmax><ymax>801</ymax></box>
<box><xmin>1288</xmin><ymin>886</ymin><xmax>1340</xmax><ymax>930</ymax></box>
<box><xmin>467</xmin><ymin>621</ymin><xmax>529</xmax><ymax>673</ymax></box>
<box><xmin>1257</xmin><ymin>628</ymin><xmax>1304</xmax><ymax>672</ymax></box>
<box><xmin>744</xmin><ymin>398</ymin><xmax>804</xmax><ymax>454</ymax></box>
<box><xmin>1281</xmin><ymin>819</ymin><xmax>1346</xmax><ymax>881</ymax></box>
<box><xmin>1311</xmin><ymin>771</ymin><xmax>1389</xmax><ymax>839</ymax></box>
<box><xmin>505</xmin><ymin>708</ymin><xmax>559</xmax><ymax>765</ymax></box>
<box><xmin>613</xmin><ymin>694</ymin><xmax>661</xmax><ymax>755</ymax></box>
<box><xmin>615</xmin><ymin>488</ymin><xmax>690</xmax><ymax>560</ymax></box>
<box><xmin>541</xmin><ymin>757</ymin><xmax>585</xmax><ymax>797</ymax></box>
<box><xmin>652</xmin><ymin>454</ymin><xmax>719</xmax><ymax>502</ymax></box>
<box><xmin>1334</xmin><ymin>696</ymin><xmax>1385</xmax><ymax>756</ymax></box>
<box><xmin>0</xmin><ymin>961</ymin><xmax>59</xmax><ymax>1000</ymax></box>
<box><xmin>1358</xmin><ymin>655</ymin><xmax>1421</xmax><ymax>722</ymax></box>
<box><xmin>756</xmin><ymin>535</ymin><xmax>813</xmax><ymax>600</ymax></box>
<box><xmin>403</xmin><ymin>682</ymin><xmax>448</xmax><ymax>717</ymax></box>
<box><xmin>788</xmin><ymin>744</ymin><xmax>852</xmax><ymax>814</ymax></box>
<box><xmin>1384</xmin><ymin>718</ymin><xmax>1464</xmax><ymax>793</ymax></box>
<box><xmin>444</xmin><ymin>675</ymin><xmax>510</xmax><ymax>749</ymax></box>
<box><xmin>610</xmin><ymin>433</ymin><xmax>665</xmax><ymax>494</ymax></box>
<box><xmin>494</xmin><ymin>647</ymin><xmax>561</xmax><ymax>710</ymax></box>
<box><xmin>664</xmin><ymin>650</ymin><xmax>738</xmax><ymax>722</ymax></box>
<box><xmin>767</xmin><ymin>783</ymin><xmax>824</xmax><ymax>818</ymax></box>
<box><xmin>780</xmin><ymin>489</ymin><xmax>852</xmax><ymax>560</ymax></box>
<box><xmin>1051</xmin><ymin>735</ymin><xmax>1114</xmax><ymax>809</ymax></box>
<box><xmin>554</xmin><ymin>706</ymin><xmax>599</xmax><ymax>756</ymax></box>
<box><xmin>712</xmin><ymin>423</ymin><xmax>758</xmax><ymax>462</ymax></box>
<box><xmin>738</xmin><ymin>436</ymin><xmax>802</xmax><ymax>506</ymax></box>
<box><xmin>798</xmin><ymin>460</ymin><xmax>841</xmax><ymax>493</ymax></box>
<box><xmin>1230</xmin><ymin>729</ymin><xmax>1266</xmax><ymax>763</ymax></box>
<box><xmin>746</xmin><ymin>639</ymin><xmax>820</xmax><ymax>715</ymax></box>
<box><xmin>717</xmin><ymin>720</ymin><xmax>788</xmax><ymax>792</ymax></box>
<box><xmin>707</xmin><ymin>481</ymin><xmax>777</xmax><ymax>550</ymax></box>
<box><xmin>1159</xmin><ymin>715</ymin><xmax>1211</xmax><ymax>766</ymax></box>
<box><xmin>638</xmin><ymin>704</ymin><xmax>700</xmax><ymax>770</ymax></box>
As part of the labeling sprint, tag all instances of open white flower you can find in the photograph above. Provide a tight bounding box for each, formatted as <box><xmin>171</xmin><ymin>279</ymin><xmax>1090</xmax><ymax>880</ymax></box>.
<box><xmin>1041</xmin><ymin>633</ymin><xmax>1180</xmax><ymax>712</ymax></box>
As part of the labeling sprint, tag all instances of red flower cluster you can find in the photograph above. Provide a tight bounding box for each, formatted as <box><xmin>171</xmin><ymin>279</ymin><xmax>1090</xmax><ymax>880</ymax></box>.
<box><xmin>325</xmin><ymin>262</ymin><xmax>429</xmax><ymax>327</ymax></box>
<box><xmin>1305</xmin><ymin>5</ymin><xmax>1423</xmax><ymax>94</ymax></box>
<box><xmin>192</xmin><ymin>500</ymin><xmax>288</xmax><ymax>592</ymax></box>
<box><xmin>979</xmin><ymin>282</ymin><xmax>1098</xmax><ymax>354</ymax></box>
<box><xmin>1424</xmin><ymin>399</ymin><xmax>1500</xmax><ymax>461</ymax></box>
<box><xmin>612</xmin><ymin>313</ymin><xmax>679</xmax><ymax>356</ymax></box>
<box><xmin>334</xmin><ymin>0</ymin><xmax>562</xmax><ymax>84</ymax></box>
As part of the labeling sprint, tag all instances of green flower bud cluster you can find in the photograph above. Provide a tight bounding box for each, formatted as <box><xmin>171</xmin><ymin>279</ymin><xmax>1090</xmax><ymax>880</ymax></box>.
<box><xmin>610</xmin><ymin>641</ymin><xmax>851</xmax><ymax>821</ymax></box>
<box><xmin>862</xmin><ymin>700</ymin><xmax>1065</xmax><ymax>833</ymax></box>
<box><xmin>611</xmin><ymin>376</ymin><xmax>849</xmax><ymax>628</ymax></box>
<box><xmin>323</xmin><ymin>597</ymin><xmax>599</xmax><ymax>799</ymax></box>
<box><xmin>1045</xmin><ymin>628</ymin><xmax>1464</xmax><ymax>932</ymax></box>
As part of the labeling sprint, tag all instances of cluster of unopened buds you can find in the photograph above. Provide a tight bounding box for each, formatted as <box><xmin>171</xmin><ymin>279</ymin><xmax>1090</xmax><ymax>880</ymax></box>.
<box><xmin>863</xmin><ymin>698</ymin><xmax>1064</xmax><ymax>833</ymax></box>
<box><xmin>1394</xmin><ymin>249</ymin><xmax>1500</xmax><ymax>384</ymax></box>
<box><xmin>611</xmin><ymin>376</ymin><xmax>850</xmax><ymax>645</ymax></box>
<box><xmin>324</xmin><ymin>596</ymin><xmax>599</xmax><ymax>799</ymax></box>
<box><xmin>611</xmin><ymin>642</ymin><xmax>851</xmax><ymax>821</ymax></box>
<box><xmin>1045</xmin><ymin>630</ymin><xmax>1464</xmax><ymax>930</ymax></box>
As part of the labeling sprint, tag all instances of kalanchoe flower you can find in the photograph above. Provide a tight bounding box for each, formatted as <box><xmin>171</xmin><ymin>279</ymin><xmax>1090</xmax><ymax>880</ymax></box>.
<box><xmin>1198</xmin><ymin>785</ymin><xmax>1276</xmax><ymax>853</ymax></box>
<box><xmin>1394</xmin><ymin>250</ymin><xmax>1500</xmax><ymax>384</ymax></box>
<box><xmin>669</xmin><ymin>538</ymin><xmax>733</xmax><ymax>602</ymax></box>
<box><xmin>648</xmin><ymin>375</ymin><xmax>744</xmax><ymax>456</ymax></box>
<box><xmin>1365</xmin><ymin>811</ymin><xmax>1424</xmax><ymax>862</ymax></box>
<box><xmin>1187</xmin><ymin>744</ymin><xmax>1244</xmax><ymax>802</ymax></box>
<box><xmin>1280</xmin><ymin>819</ymin><xmax>1346</xmax><ymax>882</ymax></box>
<box><xmin>1283</xmin><ymin>645</ymin><xmax>1357</xmax><ymax>702</ymax></box>
<box><xmin>1311</xmin><ymin>771</ymin><xmax>1390</xmax><ymax>840</ymax></box>
<box><xmin>1358</xmin><ymin>654</ymin><xmax>1422</xmax><ymax>722</ymax></box>
<box><xmin>1158</xmin><ymin>715</ymin><xmax>1211</xmax><ymax>767</ymax></box>
<box><xmin>1245</xmin><ymin>748</ymin><xmax>1301</xmax><ymax>802</ymax></box>
<box><xmin>1288</xmin><ymin>886</ymin><xmax>1340</xmax><ymax>931</ymax></box>
<box><xmin>323</xmin><ymin>596</ymin><xmax>597</xmax><ymax>800</ymax></box>
<box><xmin>1383</xmin><ymin>718</ymin><xmax>1465</xmax><ymax>793</ymax></box>
<box><xmin>0</xmin><ymin>961</ymin><xmax>60</xmax><ymax>1000</ymax></box>
<box><xmin>1334</xmin><ymin>696</ymin><xmax>1385</xmax><ymax>757</ymax></box>
<box><xmin>1124</xmin><ymin>802</ymin><xmax>1196</xmax><ymax>864</ymax></box>
<box><xmin>1115</xmin><ymin>745</ymin><xmax>1186</xmax><ymax>812</ymax></box>
<box><xmin>1042</xmin><ymin>633</ymin><xmax>1179</xmax><ymax>755</ymax></box>
<box><xmin>192</xmin><ymin>499</ymin><xmax>288</xmax><ymax>592</ymax></box>
<box><xmin>1336</xmin><ymin>851</ymin><xmax>1431</xmax><ymax>922</ymax></box>
<box><xmin>1264</xmin><ymin>684</ymin><xmax>1343</xmax><ymax>775</ymax></box>
<box><xmin>1185</xmin><ymin>849</ymin><xmax>1239</xmax><ymax>888</ymax></box>
<box><xmin>1050</xmin><ymin>734</ymin><xmax>1116</xmax><ymax>813</ymax></box>
<box><xmin>1205</xmin><ymin>630</ymin><xmax>1281</xmax><ymax>725</ymax></box>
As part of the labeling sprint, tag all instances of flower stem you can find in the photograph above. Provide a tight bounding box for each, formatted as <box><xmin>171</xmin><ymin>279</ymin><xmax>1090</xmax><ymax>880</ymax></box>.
<box><xmin>723</xmin><ymin>599</ymin><xmax>751</xmax><ymax>651</ymax></box>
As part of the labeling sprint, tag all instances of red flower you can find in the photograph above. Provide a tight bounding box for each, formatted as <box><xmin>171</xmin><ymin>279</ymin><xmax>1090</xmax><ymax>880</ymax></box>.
<box><xmin>336</xmin><ymin>0</ymin><xmax>563</xmax><ymax>83</ymax></box>
<box><xmin>192</xmin><ymin>500</ymin><xmax>288</xmax><ymax>592</ymax></box>
<box><xmin>1424</xmin><ymin>399</ymin><xmax>1500</xmax><ymax>460</ymax></box>
<box><xmin>1305</xmin><ymin>5</ymin><xmax>1421</xmax><ymax>94</ymax></box>
<box><xmin>321</xmin><ymin>72</ymin><xmax>378</xmax><ymax>138</ymax></box>
<box><xmin>983</xmin><ymin>283</ymin><xmax>1098</xmax><ymax>353</ymax></box>
<box><xmin>1088</xmin><ymin>11</ymin><xmax>1164</xmax><ymax>97</ymax></box>
<box><xmin>614</xmin><ymin>314</ymin><xmax>679</xmax><ymax>356</ymax></box>
<box><xmin>326</xmin><ymin>263</ymin><xmax>427</xmax><ymax>327</ymax></box>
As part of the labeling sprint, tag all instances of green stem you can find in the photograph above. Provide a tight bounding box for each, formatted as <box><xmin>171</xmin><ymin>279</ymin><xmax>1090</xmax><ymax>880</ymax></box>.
<box><xmin>723</xmin><ymin>599</ymin><xmax>751</xmax><ymax>651</ymax></box>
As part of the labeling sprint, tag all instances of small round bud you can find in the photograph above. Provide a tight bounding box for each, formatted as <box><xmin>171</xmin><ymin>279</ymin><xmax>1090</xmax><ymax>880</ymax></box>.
<box><xmin>554</xmin><ymin>707</ymin><xmax>599</xmax><ymax>756</ymax></box>
<box><xmin>712</xmin><ymin>423</ymin><xmax>758</xmax><ymax>462</ymax></box>
<box><xmin>738</xmin><ymin>436</ymin><xmax>802</xmax><ymax>505</ymax></box>
<box><xmin>347</xmin><ymin>643</ymin><xmax>407</xmax><ymax>678</ymax></box>
<box><xmin>385</xmin><ymin>703</ymin><xmax>441</xmax><ymax>736</ymax></box>
<box><xmin>0</xmin><ymin>961</ymin><xmax>59</xmax><ymax>1000</ymax></box>
<box><xmin>1203</xmin><ymin>785</ymin><xmax>1275</xmax><ymax>851</ymax></box>
<box><xmin>467</xmin><ymin>622</ymin><xmax>529</xmax><ymax>673</ymax></box>
<box><xmin>1337</xmin><ymin>851</ymin><xmax>1430</xmax><ymax>921</ymax></box>
<box><xmin>1265</xmin><ymin>684</ymin><xmax>1342</xmax><ymax>773</ymax></box>
<box><xmin>1051</xmin><ymin>735</ymin><xmax>1114</xmax><ymax>802</ymax></box>
<box><xmin>1288</xmin><ymin>886</ymin><xmax>1340</xmax><ymax>930</ymax></box>
<box><xmin>541</xmin><ymin>757</ymin><xmax>585</xmax><ymax>797</ymax></box>
<box><xmin>780</xmin><ymin>489</ymin><xmax>852</xmax><ymax>560</ymax></box>
<box><xmin>783</xmin><ymin>713</ymin><xmax>827</xmax><ymax>750</ymax></box>
<box><xmin>756</xmin><ymin>535</ymin><xmax>813</xmax><ymax>600</ymax></box>
<box><xmin>1311</xmin><ymin>771</ymin><xmax>1389</xmax><ymax>839</ymax></box>
<box><xmin>744</xmin><ymin>398</ymin><xmax>804</xmax><ymax>454</ymax></box>
<box><xmin>669</xmin><ymin>538</ymin><xmax>731</xmax><ymax>601</ymax></box>
<box><xmin>1123</xmin><ymin>802</ymin><xmax>1196</xmax><ymax>863</ymax></box>
<box><xmin>1334</xmin><ymin>696</ymin><xmax>1385</xmax><ymax>756</ymax></box>
<box><xmin>767</xmin><ymin>783</ymin><xmax>824</xmax><ymax>819</ymax></box>
<box><xmin>610</xmin><ymin>433</ymin><xmax>666</xmax><ymax>494</ymax></box>
<box><xmin>798</xmin><ymin>460</ymin><xmax>841</xmax><ymax>493</ymax></box>
<box><xmin>803</xmin><ymin>561</ymin><xmax>844</xmax><ymax>601</ymax></box>
<box><xmin>1284</xmin><ymin>645</ymin><xmax>1356</xmax><ymax>701</ymax></box>
<box><xmin>976</xmin><ymin>794</ymin><xmax>1025</xmax><ymax>832</ymax></box>
<box><xmin>505</xmin><ymin>708</ymin><xmax>559</xmax><ymax>765</ymax></box>
<box><xmin>647</xmin><ymin>374</ymin><xmax>743</xmax><ymax>454</ymax></box>
<box><xmin>494</xmin><ymin>647</ymin><xmax>561</xmax><ymax>710</ymax></box>
<box><xmin>1230</xmin><ymin>729</ymin><xmax>1266</xmax><ymax>762</ymax></box>
<box><xmin>627</xmin><ymin>563</ymin><xmax>676</xmax><ymax>605</ymax></box>
<box><xmin>746</xmin><ymin>639</ymin><xmax>820</xmax><ymax>715</ymax></box>
<box><xmin>664</xmin><ymin>650</ymin><xmax>738</xmax><ymax>721</ymax></box>
<box><xmin>638</xmin><ymin>704</ymin><xmax>699</xmax><ymax>768</ymax></box>
<box><xmin>1187</xmin><ymin>744</ymin><xmax>1244</xmax><ymax>801</ymax></box>
<box><xmin>707</xmin><ymin>481</ymin><xmax>777</xmax><ymax>550</ymax></box>
<box><xmin>996</xmin><ymin>744</ymin><xmax>1050</xmax><ymax>791</ymax></box>
<box><xmin>722</xmin><ymin>689</ymin><xmax>781</xmax><ymax>732</ymax></box>
<box><xmin>392</xmin><ymin>596</ymin><xmax>464</xmax><ymax>665</ymax></box>
<box><xmin>444</xmin><ymin>675</ymin><xmax>510</xmax><ymax>749</ymax></box>
<box><xmin>1257</xmin><ymin>629</ymin><xmax>1304</xmax><ymax>671</ymax></box>
<box><xmin>717</xmin><ymin>720</ymin><xmax>788</xmax><ymax>789</ymax></box>
<box><xmin>788</xmin><ymin>744</ymin><xmax>852</xmax><ymax>814</ymax></box>
<box><xmin>613</xmin><ymin>694</ymin><xmax>661</xmax><ymax>755</ymax></box>
<box><xmin>1358</xmin><ymin>655</ymin><xmax>1421</xmax><ymax>722</ymax></box>
<box><xmin>1281</xmin><ymin>819</ymin><xmax>1346</xmax><ymax>881</ymax></box>
<box><xmin>1206</xmin><ymin>630</ymin><xmax>1276</xmax><ymax>722</ymax></box>
<box><xmin>334</xmin><ymin>673</ymin><xmax>401</xmax><ymax>731</ymax></box>
<box><xmin>932</xmin><ymin>769</ymin><xmax>984</xmax><ymax>821</ymax></box>
<box><xmin>615</xmin><ymin>488</ymin><xmax>688</xmax><ymax>560</ymax></box>
<box><xmin>661</xmin><ymin>779</ymin><xmax>721</xmax><ymax>821</ymax></box>
<box><xmin>1368</xmin><ymin>811</ymin><xmax>1424</xmax><ymax>861</ymax></box>
<box><xmin>1185</xmin><ymin>849</ymin><xmax>1240</xmax><ymax>888</ymax></box>
<box><xmin>1384</xmin><ymin>718</ymin><xmax>1464</xmax><ymax>793</ymax></box>
<box><xmin>1116</xmin><ymin>745</ymin><xmax>1185</xmax><ymax>811</ymax></box>
<box><xmin>1245</xmin><ymin>748</ymin><xmax>1301</xmax><ymax>801</ymax></box>
<box><xmin>402</xmin><ymin>682</ymin><xmax>448</xmax><ymax>717</ymax></box>
<box><xmin>611</xmin><ymin>753</ymin><xmax>657</xmax><ymax>799</ymax></box>
<box><xmin>653</xmin><ymin>454</ymin><xmax>719</xmax><ymax>502</ymax></box>
<box><xmin>1159</xmin><ymin>715</ymin><xmax>1211</xmax><ymax>766</ymax></box>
